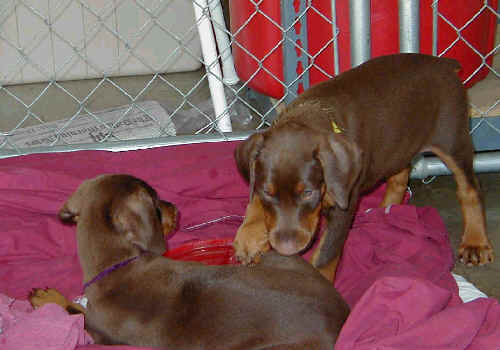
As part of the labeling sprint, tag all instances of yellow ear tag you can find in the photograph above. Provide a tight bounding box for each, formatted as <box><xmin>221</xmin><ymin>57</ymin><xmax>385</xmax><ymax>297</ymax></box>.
<box><xmin>331</xmin><ymin>121</ymin><xmax>343</xmax><ymax>134</ymax></box>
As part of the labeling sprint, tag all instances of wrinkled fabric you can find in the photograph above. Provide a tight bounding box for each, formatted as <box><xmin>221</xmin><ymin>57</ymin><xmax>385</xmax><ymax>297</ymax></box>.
<box><xmin>335</xmin><ymin>204</ymin><xmax>458</xmax><ymax>307</ymax></box>
<box><xmin>333</xmin><ymin>204</ymin><xmax>500</xmax><ymax>349</ymax></box>
<box><xmin>0</xmin><ymin>294</ymin><xmax>93</xmax><ymax>349</ymax></box>
<box><xmin>0</xmin><ymin>142</ymin><xmax>498</xmax><ymax>350</ymax></box>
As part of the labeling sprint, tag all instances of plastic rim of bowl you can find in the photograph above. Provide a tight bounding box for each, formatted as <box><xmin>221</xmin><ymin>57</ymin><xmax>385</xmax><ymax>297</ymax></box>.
<box><xmin>164</xmin><ymin>238</ymin><xmax>239</xmax><ymax>265</ymax></box>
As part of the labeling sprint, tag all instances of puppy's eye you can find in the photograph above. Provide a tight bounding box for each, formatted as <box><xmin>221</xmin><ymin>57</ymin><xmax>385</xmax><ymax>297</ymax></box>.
<box><xmin>301</xmin><ymin>190</ymin><xmax>314</xmax><ymax>200</ymax></box>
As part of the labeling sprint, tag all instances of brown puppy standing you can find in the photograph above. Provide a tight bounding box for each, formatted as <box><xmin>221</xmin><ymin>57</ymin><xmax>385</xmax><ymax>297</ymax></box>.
<box><xmin>233</xmin><ymin>53</ymin><xmax>494</xmax><ymax>280</ymax></box>
<box><xmin>30</xmin><ymin>174</ymin><xmax>349</xmax><ymax>349</ymax></box>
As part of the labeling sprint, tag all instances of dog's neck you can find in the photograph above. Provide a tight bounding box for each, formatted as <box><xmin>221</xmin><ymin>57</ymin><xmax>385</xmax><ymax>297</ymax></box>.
<box><xmin>77</xmin><ymin>237</ymin><xmax>146</xmax><ymax>287</ymax></box>
<box><xmin>83</xmin><ymin>255</ymin><xmax>140</xmax><ymax>290</ymax></box>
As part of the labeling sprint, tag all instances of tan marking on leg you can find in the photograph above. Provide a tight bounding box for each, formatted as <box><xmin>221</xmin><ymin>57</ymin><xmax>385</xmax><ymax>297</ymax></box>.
<box><xmin>380</xmin><ymin>167</ymin><xmax>410</xmax><ymax>207</ymax></box>
<box><xmin>430</xmin><ymin>147</ymin><xmax>494</xmax><ymax>265</ymax></box>
<box><xmin>29</xmin><ymin>288</ymin><xmax>85</xmax><ymax>313</ymax></box>
<box><xmin>310</xmin><ymin>230</ymin><xmax>328</xmax><ymax>269</ymax></box>
<box><xmin>233</xmin><ymin>195</ymin><xmax>270</xmax><ymax>265</ymax></box>
<box><xmin>315</xmin><ymin>255</ymin><xmax>340</xmax><ymax>282</ymax></box>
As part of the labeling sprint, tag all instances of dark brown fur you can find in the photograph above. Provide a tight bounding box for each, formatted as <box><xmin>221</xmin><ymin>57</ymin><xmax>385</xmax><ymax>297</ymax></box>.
<box><xmin>233</xmin><ymin>53</ymin><xmax>494</xmax><ymax>280</ymax></box>
<box><xmin>31</xmin><ymin>174</ymin><xmax>349</xmax><ymax>349</ymax></box>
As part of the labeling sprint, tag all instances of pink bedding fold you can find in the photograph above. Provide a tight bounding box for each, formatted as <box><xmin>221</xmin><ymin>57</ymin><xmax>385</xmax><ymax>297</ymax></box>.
<box><xmin>0</xmin><ymin>294</ymin><xmax>93</xmax><ymax>349</ymax></box>
<box><xmin>0</xmin><ymin>141</ymin><xmax>498</xmax><ymax>349</ymax></box>
<box><xmin>333</xmin><ymin>204</ymin><xmax>500</xmax><ymax>348</ymax></box>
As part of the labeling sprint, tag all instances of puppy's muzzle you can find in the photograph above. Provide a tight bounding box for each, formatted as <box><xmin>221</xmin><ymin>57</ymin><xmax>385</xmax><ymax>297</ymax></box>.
<box><xmin>269</xmin><ymin>229</ymin><xmax>312</xmax><ymax>256</ymax></box>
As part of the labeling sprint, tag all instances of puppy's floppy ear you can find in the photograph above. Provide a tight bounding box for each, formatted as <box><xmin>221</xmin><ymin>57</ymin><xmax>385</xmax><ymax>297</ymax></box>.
<box><xmin>158</xmin><ymin>200</ymin><xmax>178</xmax><ymax>237</ymax></box>
<box><xmin>112</xmin><ymin>187</ymin><xmax>165</xmax><ymax>254</ymax></box>
<box><xmin>234</xmin><ymin>132</ymin><xmax>264</xmax><ymax>199</ymax></box>
<box><xmin>317</xmin><ymin>134</ymin><xmax>362</xmax><ymax>210</ymax></box>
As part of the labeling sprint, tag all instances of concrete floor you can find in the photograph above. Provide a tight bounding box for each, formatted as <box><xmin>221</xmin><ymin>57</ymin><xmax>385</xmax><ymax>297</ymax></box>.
<box><xmin>410</xmin><ymin>173</ymin><xmax>500</xmax><ymax>300</ymax></box>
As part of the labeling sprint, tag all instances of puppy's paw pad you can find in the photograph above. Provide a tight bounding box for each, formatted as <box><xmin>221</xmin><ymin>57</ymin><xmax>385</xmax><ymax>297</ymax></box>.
<box><xmin>29</xmin><ymin>288</ymin><xmax>68</xmax><ymax>309</ymax></box>
<box><xmin>458</xmin><ymin>244</ymin><xmax>494</xmax><ymax>266</ymax></box>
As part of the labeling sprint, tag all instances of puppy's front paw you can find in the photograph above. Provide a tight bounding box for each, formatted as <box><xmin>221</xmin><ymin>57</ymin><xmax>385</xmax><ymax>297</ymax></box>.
<box><xmin>29</xmin><ymin>288</ymin><xmax>70</xmax><ymax>309</ymax></box>
<box><xmin>233</xmin><ymin>222</ymin><xmax>270</xmax><ymax>265</ymax></box>
<box><xmin>234</xmin><ymin>236</ymin><xmax>270</xmax><ymax>265</ymax></box>
<box><xmin>458</xmin><ymin>243</ymin><xmax>494</xmax><ymax>266</ymax></box>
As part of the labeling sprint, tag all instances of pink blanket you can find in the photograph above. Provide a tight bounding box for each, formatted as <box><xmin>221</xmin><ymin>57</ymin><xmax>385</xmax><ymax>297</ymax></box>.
<box><xmin>0</xmin><ymin>294</ymin><xmax>93</xmax><ymax>349</ymax></box>
<box><xmin>0</xmin><ymin>141</ymin><xmax>498</xmax><ymax>349</ymax></box>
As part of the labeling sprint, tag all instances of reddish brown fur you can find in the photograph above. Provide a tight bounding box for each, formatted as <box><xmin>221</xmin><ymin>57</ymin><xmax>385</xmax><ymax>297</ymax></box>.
<box><xmin>234</xmin><ymin>53</ymin><xmax>494</xmax><ymax>280</ymax></box>
<box><xmin>32</xmin><ymin>174</ymin><xmax>349</xmax><ymax>349</ymax></box>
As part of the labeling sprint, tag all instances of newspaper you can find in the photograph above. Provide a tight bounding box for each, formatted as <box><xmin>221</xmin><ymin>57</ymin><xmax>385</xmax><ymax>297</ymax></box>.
<box><xmin>8</xmin><ymin>101</ymin><xmax>176</xmax><ymax>149</ymax></box>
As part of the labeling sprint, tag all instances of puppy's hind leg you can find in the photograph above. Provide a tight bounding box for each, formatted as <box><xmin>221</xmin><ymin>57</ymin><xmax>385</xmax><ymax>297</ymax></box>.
<box><xmin>430</xmin><ymin>144</ymin><xmax>494</xmax><ymax>266</ymax></box>
<box><xmin>426</xmin><ymin>76</ymin><xmax>493</xmax><ymax>265</ymax></box>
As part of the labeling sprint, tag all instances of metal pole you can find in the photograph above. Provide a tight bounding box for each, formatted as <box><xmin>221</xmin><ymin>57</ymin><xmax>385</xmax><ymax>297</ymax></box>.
<box><xmin>431</xmin><ymin>0</ymin><xmax>439</xmax><ymax>56</ymax></box>
<box><xmin>349</xmin><ymin>0</ymin><xmax>371</xmax><ymax>67</ymax></box>
<box><xmin>331</xmin><ymin>0</ymin><xmax>340</xmax><ymax>75</ymax></box>
<box><xmin>398</xmin><ymin>0</ymin><xmax>420</xmax><ymax>53</ymax></box>
<box><xmin>410</xmin><ymin>152</ymin><xmax>500</xmax><ymax>179</ymax></box>
<box><xmin>281</xmin><ymin>0</ymin><xmax>310</xmax><ymax>104</ymax></box>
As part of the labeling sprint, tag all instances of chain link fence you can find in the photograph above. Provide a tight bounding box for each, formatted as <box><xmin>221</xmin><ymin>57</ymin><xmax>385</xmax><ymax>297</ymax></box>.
<box><xmin>0</xmin><ymin>0</ymin><xmax>499</xmax><ymax>166</ymax></box>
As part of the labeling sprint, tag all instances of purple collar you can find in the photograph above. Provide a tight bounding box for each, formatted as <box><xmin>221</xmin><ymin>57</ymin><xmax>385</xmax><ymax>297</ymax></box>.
<box><xmin>83</xmin><ymin>256</ymin><xmax>139</xmax><ymax>290</ymax></box>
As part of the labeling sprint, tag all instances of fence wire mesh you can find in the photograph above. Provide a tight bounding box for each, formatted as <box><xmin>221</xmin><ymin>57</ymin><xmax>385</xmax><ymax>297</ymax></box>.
<box><xmin>0</xmin><ymin>0</ymin><xmax>499</xmax><ymax>158</ymax></box>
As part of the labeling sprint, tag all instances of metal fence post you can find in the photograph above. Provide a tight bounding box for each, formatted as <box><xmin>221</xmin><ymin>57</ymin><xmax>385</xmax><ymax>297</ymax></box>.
<box><xmin>331</xmin><ymin>0</ymin><xmax>340</xmax><ymax>75</ymax></box>
<box><xmin>398</xmin><ymin>0</ymin><xmax>420</xmax><ymax>53</ymax></box>
<box><xmin>281</xmin><ymin>0</ymin><xmax>310</xmax><ymax>104</ymax></box>
<box><xmin>349</xmin><ymin>0</ymin><xmax>371</xmax><ymax>67</ymax></box>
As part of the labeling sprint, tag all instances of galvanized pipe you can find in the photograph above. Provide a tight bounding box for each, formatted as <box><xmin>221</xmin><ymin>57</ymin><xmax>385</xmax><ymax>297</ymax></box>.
<box><xmin>431</xmin><ymin>0</ymin><xmax>439</xmax><ymax>56</ymax></box>
<box><xmin>331</xmin><ymin>0</ymin><xmax>340</xmax><ymax>75</ymax></box>
<box><xmin>349</xmin><ymin>0</ymin><xmax>371</xmax><ymax>67</ymax></box>
<box><xmin>398</xmin><ymin>0</ymin><xmax>420</xmax><ymax>53</ymax></box>
<box><xmin>410</xmin><ymin>152</ymin><xmax>500</xmax><ymax>179</ymax></box>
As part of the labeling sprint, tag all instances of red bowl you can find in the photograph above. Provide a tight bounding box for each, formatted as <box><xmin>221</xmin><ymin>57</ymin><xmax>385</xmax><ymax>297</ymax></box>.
<box><xmin>164</xmin><ymin>238</ymin><xmax>240</xmax><ymax>265</ymax></box>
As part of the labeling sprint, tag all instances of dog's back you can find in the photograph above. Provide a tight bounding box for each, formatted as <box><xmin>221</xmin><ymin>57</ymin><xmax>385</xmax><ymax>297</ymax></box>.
<box><xmin>85</xmin><ymin>251</ymin><xmax>349</xmax><ymax>349</ymax></box>
<box><xmin>277</xmin><ymin>53</ymin><xmax>467</xmax><ymax>188</ymax></box>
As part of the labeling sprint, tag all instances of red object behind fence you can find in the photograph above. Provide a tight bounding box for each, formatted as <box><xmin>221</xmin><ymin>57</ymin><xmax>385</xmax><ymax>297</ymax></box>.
<box><xmin>230</xmin><ymin>0</ymin><xmax>498</xmax><ymax>98</ymax></box>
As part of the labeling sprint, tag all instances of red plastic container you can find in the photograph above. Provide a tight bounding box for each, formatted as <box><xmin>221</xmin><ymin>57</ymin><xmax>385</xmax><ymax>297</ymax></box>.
<box><xmin>164</xmin><ymin>238</ymin><xmax>239</xmax><ymax>265</ymax></box>
<box><xmin>230</xmin><ymin>0</ymin><xmax>498</xmax><ymax>98</ymax></box>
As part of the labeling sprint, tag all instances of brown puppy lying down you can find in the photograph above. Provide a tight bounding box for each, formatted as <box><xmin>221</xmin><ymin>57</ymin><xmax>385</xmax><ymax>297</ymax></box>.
<box><xmin>30</xmin><ymin>174</ymin><xmax>349</xmax><ymax>349</ymax></box>
<box><xmin>233</xmin><ymin>53</ymin><xmax>494</xmax><ymax>280</ymax></box>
